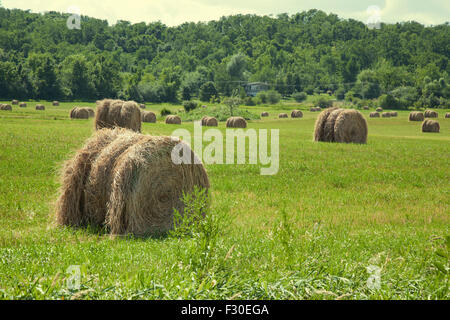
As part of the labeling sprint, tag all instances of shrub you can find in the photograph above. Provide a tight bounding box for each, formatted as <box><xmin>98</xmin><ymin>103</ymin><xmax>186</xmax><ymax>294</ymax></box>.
<box><xmin>244</xmin><ymin>96</ymin><xmax>256</xmax><ymax>106</ymax></box>
<box><xmin>335</xmin><ymin>87</ymin><xmax>346</xmax><ymax>100</ymax></box>
<box><xmin>183</xmin><ymin>100</ymin><xmax>199</xmax><ymax>112</ymax></box>
<box><xmin>161</xmin><ymin>108</ymin><xmax>172</xmax><ymax>116</ymax></box>
<box><xmin>315</xmin><ymin>97</ymin><xmax>332</xmax><ymax>109</ymax></box>
<box><xmin>292</xmin><ymin>92</ymin><xmax>307</xmax><ymax>102</ymax></box>
<box><xmin>378</xmin><ymin>94</ymin><xmax>400</xmax><ymax>110</ymax></box>
<box><xmin>266</xmin><ymin>90</ymin><xmax>282</xmax><ymax>104</ymax></box>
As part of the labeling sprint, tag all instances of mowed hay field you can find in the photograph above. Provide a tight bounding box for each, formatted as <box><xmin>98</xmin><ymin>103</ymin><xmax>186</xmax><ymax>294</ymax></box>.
<box><xmin>0</xmin><ymin>101</ymin><xmax>449</xmax><ymax>300</ymax></box>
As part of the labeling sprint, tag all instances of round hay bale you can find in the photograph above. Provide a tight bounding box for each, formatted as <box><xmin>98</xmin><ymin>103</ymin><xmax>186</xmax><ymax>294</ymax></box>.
<box><xmin>279</xmin><ymin>113</ymin><xmax>288</xmax><ymax>118</ymax></box>
<box><xmin>53</xmin><ymin>101</ymin><xmax>60</xmax><ymax>106</ymax></box>
<box><xmin>382</xmin><ymin>112</ymin><xmax>391</xmax><ymax>118</ymax></box>
<box><xmin>70</xmin><ymin>107</ymin><xmax>89</xmax><ymax>119</ymax></box>
<box><xmin>226</xmin><ymin>117</ymin><xmax>247</xmax><ymax>128</ymax></box>
<box><xmin>19</xmin><ymin>102</ymin><xmax>27</xmax><ymax>108</ymax></box>
<box><xmin>376</xmin><ymin>107</ymin><xmax>383</xmax><ymax>112</ymax></box>
<box><xmin>142</xmin><ymin>111</ymin><xmax>157</xmax><ymax>123</ymax></box>
<box><xmin>409</xmin><ymin>111</ymin><xmax>424</xmax><ymax>121</ymax></box>
<box><xmin>445</xmin><ymin>113</ymin><xmax>450</xmax><ymax>118</ymax></box>
<box><xmin>313</xmin><ymin>107</ymin><xmax>339</xmax><ymax>141</ymax></box>
<box><xmin>166</xmin><ymin>115</ymin><xmax>182</xmax><ymax>125</ymax></box>
<box><xmin>389</xmin><ymin>111</ymin><xmax>398</xmax><ymax>117</ymax></box>
<box><xmin>95</xmin><ymin>99</ymin><xmax>141</xmax><ymax>132</ymax></box>
<box><xmin>322</xmin><ymin>108</ymin><xmax>345</xmax><ymax>142</ymax></box>
<box><xmin>140</xmin><ymin>104</ymin><xmax>146</xmax><ymax>109</ymax></box>
<box><xmin>35</xmin><ymin>104</ymin><xmax>45</xmax><ymax>111</ymax></box>
<box><xmin>204</xmin><ymin>116</ymin><xmax>218</xmax><ymax>127</ymax></box>
<box><xmin>363</xmin><ymin>106</ymin><xmax>369</xmax><ymax>110</ymax></box>
<box><xmin>291</xmin><ymin>110</ymin><xmax>303</xmax><ymax>118</ymax></box>
<box><xmin>84</xmin><ymin>107</ymin><xmax>95</xmax><ymax>118</ymax></box>
<box><xmin>55</xmin><ymin>128</ymin><xmax>210</xmax><ymax>236</ymax></box>
<box><xmin>333</xmin><ymin>109</ymin><xmax>368</xmax><ymax>144</ymax></box>
<box><xmin>12</xmin><ymin>100</ymin><xmax>19</xmax><ymax>105</ymax></box>
<box><xmin>261</xmin><ymin>112</ymin><xmax>269</xmax><ymax>117</ymax></box>
<box><xmin>0</xmin><ymin>104</ymin><xmax>12</xmax><ymax>111</ymax></box>
<box><xmin>370</xmin><ymin>112</ymin><xmax>380</xmax><ymax>118</ymax></box>
<box><xmin>424</xmin><ymin>110</ymin><xmax>438</xmax><ymax>118</ymax></box>
<box><xmin>422</xmin><ymin>120</ymin><xmax>440</xmax><ymax>133</ymax></box>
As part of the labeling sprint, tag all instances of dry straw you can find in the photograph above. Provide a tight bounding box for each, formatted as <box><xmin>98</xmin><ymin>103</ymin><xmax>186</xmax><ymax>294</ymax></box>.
<box><xmin>261</xmin><ymin>112</ymin><xmax>269</xmax><ymax>117</ymax></box>
<box><xmin>95</xmin><ymin>99</ymin><xmax>141</xmax><ymax>132</ymax></box>
<box><xmin>55</xmin><ymin>128</ymin><xmax>210</xmax><ymax>236</ymax></box>
<box><xmin>382</xmin><ymin>112</ymin><xmax>391</xmax><ymax>118</ymax></box>
<box><xmin>19</xmin><ymin>102</ymin><xmax>27</xmax><ymax>108</ymax></box>
<box><xmin>445</xmin><ymin>113</ymin><xmax>450</xmax><ymax>118</ymax></box>
<box><xmin>314</xmin><ymin>108</ymin><xmax>367</xmax><ymax>144</ymax></box>
<box><xmin>226</xmin><ymin>117</ymin><xmax>247</xmax><ymax>128</ymax></box>
<box><xmin>140</xmin><ymin>104</ymin><xmax>146</xmax><ymax>109</ymax></box>
<box><xmin>201</xmin><ymin>116</ymin><xmax>218</xmax><ymax>127</ymax></box>
<box><xmin>376</xmin><ymin>107</ymin><xmax>383</xmax><ymax>112</ymax></box>
<box><xmin>70</xmin><ymin>107</ymin><xmax>89</xmax><ymax>119</ymax></box>
<box><xmin>142</xmin><ymin>111</ymin><xmax>157</xmax><ymax>123</ymax></box>
<box><xmin>291</xmin><ymin>110</ymin><xmax>303</xmax><ymax>118</ymax></box>
<box><xmin>53</xmin><ymin>101</ymin><xmax>60</xmax><ymax>106</ymax></box>
<box><xmin>166</xmin><ymin>115</ymin><xmax>182</xmax><ymax>125</ymax></box>
<box><xmin>363</xmin><ymin>106</ymin><xmax>369</xmax><ymax>110</ymax></box>
<box><xmin>11</xmin><ymin>100</ymin><xmax>19</xmax><ymax>105</ymax></box>
<box><xmin>422</xmin><ymin>120</ymin><xmax>440</xmax><ymax>133</ymax></box>
<box><xmin>409</xmin><ymin>111</ymin><xmax>424</xmax><ymax>121</ymax></box>
<box><xmin>279</xmin><ymin>113</ymin><xmax>288</xmax><ymax>118</ymax></box>
<box><xmin>370</xmin><ymin>112</ymin><xmax>380</xmax><ymax>118</ymax></box>
<box><xmin>36</xmin><ymin>104</ymin><xmax>45</xmax><ymax>111</ymax></box>
<box><xmin>389</xmin><ymin>111</ymin><xmax>398</xmax><ymax>117</ymax></box>
<box><xmin>424</xmin><ymin>110</ymin><xmax>438</xmax><ymax>118</ymax></box>
<box><xmin>0</xmin><ymin>104</ymin><xmax>12</xmax><ymax>111</ymax></box>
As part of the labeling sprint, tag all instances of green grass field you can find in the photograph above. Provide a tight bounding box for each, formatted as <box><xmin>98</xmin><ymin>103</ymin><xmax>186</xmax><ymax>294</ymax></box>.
<box><xmin>0</xmin><ymin>101</ymin><xmax>449</xmax><ymax>300</ymax></box>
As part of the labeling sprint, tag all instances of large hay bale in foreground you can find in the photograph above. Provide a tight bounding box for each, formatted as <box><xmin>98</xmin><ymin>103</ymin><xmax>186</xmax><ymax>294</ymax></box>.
<box><xmin>424</xmin><ymin>110</ymin><xmax>438</xmax><ymax>118</ymax></box>
<box><xmin>226</xmin><ymin>117</ymin><xmax>247</xmax><ymax>128</ymax></box>
<box><xmin>279</xmin><ymin>113</ymin><xmax>288</xmax><ymax>118</ymax></box>
<box><xmin>370</xmin><ymin>112</ymin><xmax>380</xmax><ymax>118</ymax></box>
<box><xmin>409</xmin><ymin>112</ymin><xmax>424</xmax><ymax>121</ymax></box>
<box><xmin>314</xmin><ymin>108</ymin><xmax>367</xmax><ymax>144</ymax></box>
<box><xmin>142</xmin><ymin>111</ymin><xmax>157</xmax><ymax>123</ymax></box>
<box><xmin>291</xmin><ymin>110</ymin><xmax>303</xmax><ymax>118</ymax></box>
<box><xmin>201</xmin><ymin>116</ymin><xmax>218</xmax><ymax>127</ymax></box>
<box><xmin>0</xmin><ymin>104</ymin><xmax>12</xmax><ymax>111</ymax></box>
<box><xmin>166</xmin><ymin>115</ymin><xmax>182</xmax><ymax>125</ymax></box>
<box><xmin>12</xmin><ymin>100</ymin><xmax>19</xmax><ymax>105</ymax></box>
<box><xmin>55</xmin><ymin>128</ymin><xmax>210</xmax><ymax>236</ymax></box>
<box><xmin>376</xmin><ymin>107</ymin><xmax>383</xmax><ymax>112</ymax></box>
<box><xmin>35</xmin><ymin>104</ymin><xmax>45</xmax><ymax>111</ymax></box>
<box><xmin>95</xmin><ymin>99</ymin><xmax>141</xmax><ymax>132</ymax></box>
<box><xmin>261</xmin><ymin>112</ymin><xmax>269</xmax><ymax>117</ymax></box>
<box><xmin>70</xmin><ymin>107</ymin><xmax>89</xmax><ymax>119</ymax></box>
<box><xmin>422</xmin><ymin>120</ymin><xmax>440</xmax><ymax>133</ymax></box>
<box><xmin>53</xmin><ymin>101</ymin><xmax>59</xmax><ymax>106</ymax></box>
<box><xmin>19</xmin><ymin>102</ymin><xmax>27</xmax><ymax>108</ymax></box>
<box><xmin>382</xmin><ymin>112</ymin><xmax>391</xmax><ymax>118</ymax></box>
<box><xmin>445</xmin><ymin>113</ymin><xmax>450</xmax><ymax>118</ymax></box>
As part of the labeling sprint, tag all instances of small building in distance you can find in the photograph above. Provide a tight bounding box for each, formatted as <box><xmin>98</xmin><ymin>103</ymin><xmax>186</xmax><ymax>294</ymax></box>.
<box><xmin>244</xmin><ymin>82</ymin><xmax>270</xmax><ymax>97</ymax></box>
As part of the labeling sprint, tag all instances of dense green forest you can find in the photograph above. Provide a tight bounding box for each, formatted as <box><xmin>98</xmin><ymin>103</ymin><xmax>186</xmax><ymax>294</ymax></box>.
<box><xmin>0</xmin><ymin>6</ymin><xmax>449</xmax><ymax>108</ymax></box>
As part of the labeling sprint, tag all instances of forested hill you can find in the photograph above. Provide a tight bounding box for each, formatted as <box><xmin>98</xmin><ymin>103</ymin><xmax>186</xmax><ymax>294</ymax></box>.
<box><xmin>0</xmin><ymin>7</ymin><xmax>449</xmax><ymax>107</ymax></box>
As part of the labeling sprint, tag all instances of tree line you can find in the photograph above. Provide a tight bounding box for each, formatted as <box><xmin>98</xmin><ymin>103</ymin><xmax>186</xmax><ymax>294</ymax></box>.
<box><xmin>0</xmin><ymin>7</ymin><xmax>449</xmax><ymax>108</ymax></box>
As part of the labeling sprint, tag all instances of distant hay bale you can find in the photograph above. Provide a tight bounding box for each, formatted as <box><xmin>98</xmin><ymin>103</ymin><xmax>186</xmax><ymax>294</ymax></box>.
<box><xmin>313</xmin><ymin>107</ymin><xmax>339</xmax><ymax>141</ymax></box>
<box><xmin>409</xmin><ymin>111</ymin><xmax>424</xmax><ymax>121</ymax></box>
<box><xmin>314</xmin><ymin>108</ymin><xmax>367</xmax><ymax>144</ymax></box>
<box><xmin>422</xmin><ymin>120</ymin><xmax>440</xmax><ymax>133</ymax></box>
<box><xmin>95</xmin><ymin>99</ymin><xmax>141</xmax><ymax>132</ymax></box>
<box><xmin>370</xmin><ymin>112</ymin><xmax>380</xmax><ymax>118</ymax></box>
<box><xmin>291</xmin><ymin>110</ymin><xmax>303</xmax><ymax>118</ymax></box>
<box><xmin>261</xmin><ymin>112</ymin><xmax>269</xmax><ymax>117</ymax></box>
<box><xmin>19</xmin><ymin>102</ymin><xmax>27</xmax><ymax>108</ymax></box>
<box><xmin>279</xmin><ymin>113</ymin><xmax>288</xmax><ymax>118</ymax></box>
<box><xmin>310</xmin><ymin>107</ymin><xmax>321</xmax><ymax>112</ymax></box>
<box><xmin>376</xmin><ymin>107</ymin><xmax>383</xmax><ymax>112</ymax></box>
<box><xmin>226</xmin><ymin>117</ymin><xmax>247</xmax><ymax>128</ymax></box>
<box><xmin>54</xmin><ymin>128</ymin><xmax>210</xmax><ymax>236</ymax></box>
<box><xmin>140</xmin><ymin>104</ymin><xmax>146</xmax><ymax>109</ymax></box>
<box><xmin>363</xmin><ymin>106</ymin><xmax>369</xmax><ymax>110</ymax></box>
<box><xmin>424</xmin><ymin>110</ymin><xmax>438</xmax><ymax>118</ymax></box>
<box><xmin>141</xmin><ymin>111</ymin><xmax>156</xmax><ymax>123</ymax></box>
<box><xmin>382</xmin><ymin>112</ymin><xmax>391</xmax><ymax>118</ymax></box>
<box><xmin>70</xmin><ymin>107</ymin><xmax>89</xmax><ymax>119</ymax></box>
<box><xmin>165</xmin><ymin>115</ymin><xmax>182</xmax><ymax>125</ymax></box>
<box><xmin>0</xmin><ymin>104</ymin><xmax>12</xmax><ymax>111</ymax></box>
<box><xmin>201</xmin><ymin>116</ymin><xmax>218</xmax><ymax>127</ymax></box>
<box><xmin>85</xmin><ymin>107</ymin><xmax>95</xmax><ymax>118</ymax></box>
<box><xmin>389</xmin><ymin>111</ymin><xmax>398</xmax><ymax>117</ymax></box>
<box><xmin>53</xmin><ymin>101</ymin><xmax>59</xmax><ymax>106</ymax></box>
<box><xmin>35</xmin><ymin>104</ymin><xmax>45</xmax><ymax>111</ymax></box>
<box><xmin>445</xmin><ymin>113</ymin><xmax>450</xmax><ymax>118</ymax></box>
<box><xmin>12</xmin><ymin>100</ymin><xmax>19</xmax><ymax>105</ymax></box>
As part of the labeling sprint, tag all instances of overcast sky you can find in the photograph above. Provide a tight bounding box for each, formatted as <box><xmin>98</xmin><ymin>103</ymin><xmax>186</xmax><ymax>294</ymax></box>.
<box><xmin>2</xmin><ymin>0</ymin><xmax>449</xmax><ymax>26</ymax></box>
